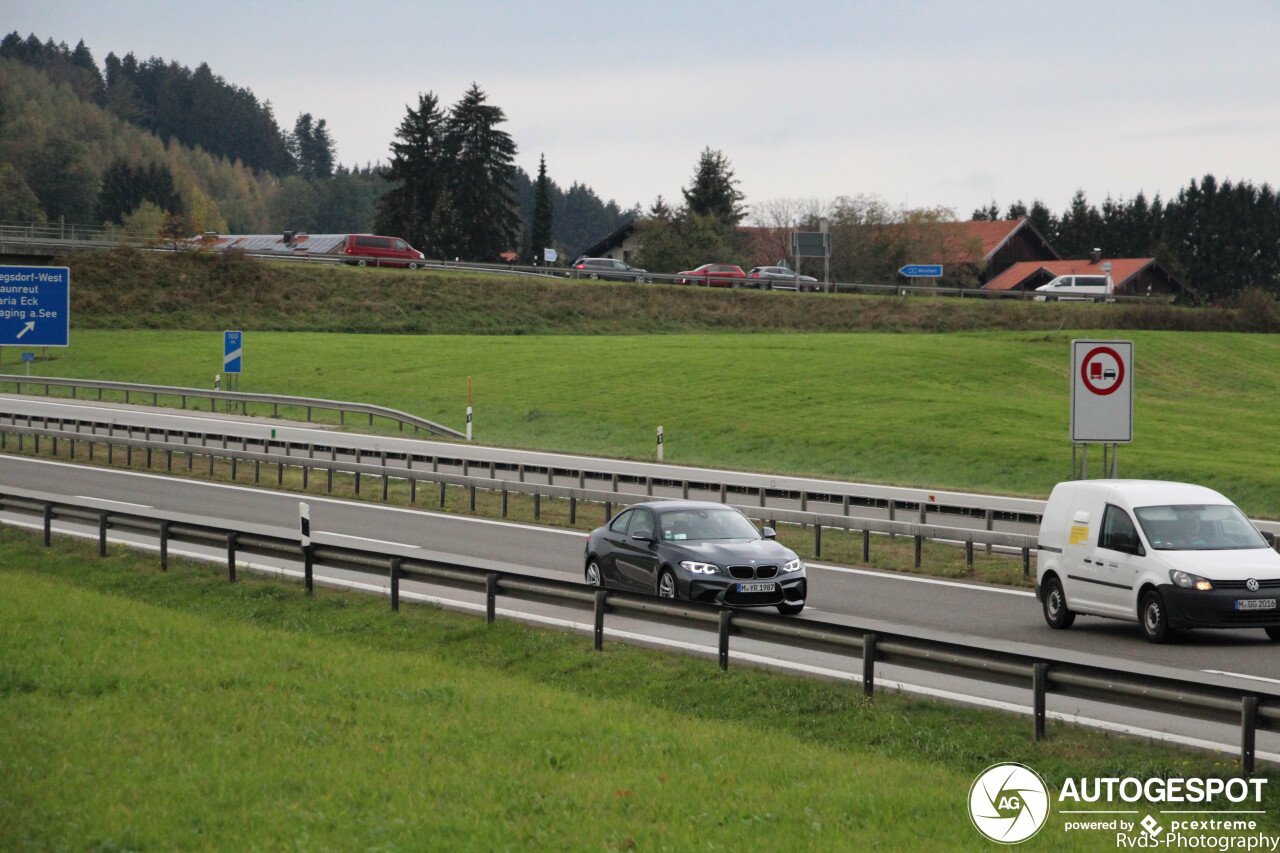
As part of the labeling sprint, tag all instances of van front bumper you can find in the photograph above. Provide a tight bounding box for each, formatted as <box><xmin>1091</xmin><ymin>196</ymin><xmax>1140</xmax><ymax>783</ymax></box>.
<box><xmin>1161</xmin><ymin>584</ymin><xmax>1280</xmax><ymax>629</ymax></box>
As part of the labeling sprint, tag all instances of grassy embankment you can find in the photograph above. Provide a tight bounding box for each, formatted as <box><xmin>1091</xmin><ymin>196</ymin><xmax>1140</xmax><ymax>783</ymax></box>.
<box><xmin>2</xmin><ymin>526</ymin><xmax>1274</xmax><ymax>851</ymax></box>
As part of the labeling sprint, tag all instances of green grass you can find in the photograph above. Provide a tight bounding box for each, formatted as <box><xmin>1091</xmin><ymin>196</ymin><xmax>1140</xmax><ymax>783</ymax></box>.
<box><xmin>2</xmin><ymin>526</ymin><xmax>1274</xmax><ymax>851</ymax></box>
<box><xmin>10</xmin><ymin>328</ymin><xmax>1280</xmax><ymax>517</ymax></box>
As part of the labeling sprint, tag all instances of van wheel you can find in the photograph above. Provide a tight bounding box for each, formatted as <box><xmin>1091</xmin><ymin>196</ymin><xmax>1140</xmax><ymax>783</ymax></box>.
<box><xmin>1140</xmin><ymin>590</ymin><xmax>1174</xmax><ymax>643</ymax></box>
<box><xmin>408</xmin><ymin>262</ymin><xmax>419</xmax><ymax>270</ymax></box>
<box><xmin>357</xmin><ymin>259</ymin><xmax>368</xmax><ymax>267</ymax></box>
<box><xmin>1042</xmin><ymin>576</ymin><xmax>1075</xmax><ymax>629</ymax></box>
<box><xmin>1266</xmin><ymin>627</ymin><xmax>1280</xmax><ymax>642</ymax></box>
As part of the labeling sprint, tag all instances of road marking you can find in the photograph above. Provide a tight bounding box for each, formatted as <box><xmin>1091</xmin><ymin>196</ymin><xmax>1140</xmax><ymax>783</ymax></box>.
<box><xmin>1202</xmin><ymin>670</ymin><xmax>1280</xmax><ymax>686</ymax></box>
<box><xmin>75</xmin><ymin>496</ymin><xmax>153</xmax><ymax>510</ymax></box>
<box><xmin>809</xmin><ymin>562</ymin><xmax>1035</xmax><ymax>597</ymax></box>
<box><xmin>1</xmin><ymin>456</ymin><xmax>585</xmax><ymax>538</ymax></box>
<box><xmin>322</xmin><ymin>533</ymin><xmax>420</xmax><ymax>549</ymax></box>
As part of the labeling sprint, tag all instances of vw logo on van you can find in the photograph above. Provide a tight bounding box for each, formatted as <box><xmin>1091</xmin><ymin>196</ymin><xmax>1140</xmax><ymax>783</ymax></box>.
<box><xmin>1247</xmin><ymin>578</ymin><xmax>1260</xmax><ymax>592</ymax></box>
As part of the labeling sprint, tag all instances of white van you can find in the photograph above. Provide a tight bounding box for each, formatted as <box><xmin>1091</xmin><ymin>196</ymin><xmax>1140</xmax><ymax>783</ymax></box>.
<box><xmin>1033</xmin><ymin>274</ymin><xmax>1115</xmax><ymax>302</ymax></box>
<box><xmin>1035</xmin><ymin>480</ymin><xmax>1280</xmax><ymax>643</ymax></box>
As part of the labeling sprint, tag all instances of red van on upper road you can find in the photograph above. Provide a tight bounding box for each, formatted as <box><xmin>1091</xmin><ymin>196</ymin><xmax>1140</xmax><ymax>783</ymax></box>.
<box><xmin>341</xmin><ymin>235</ymin><xmax>427</xmax><ymax>268</ymax></box>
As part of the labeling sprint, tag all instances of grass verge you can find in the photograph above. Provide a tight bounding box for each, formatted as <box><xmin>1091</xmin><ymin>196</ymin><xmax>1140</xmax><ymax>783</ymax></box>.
<box><xmin>2</xmin><ymin>525</ymin><xmax>1275</xmax><ymax>851</ymax></box>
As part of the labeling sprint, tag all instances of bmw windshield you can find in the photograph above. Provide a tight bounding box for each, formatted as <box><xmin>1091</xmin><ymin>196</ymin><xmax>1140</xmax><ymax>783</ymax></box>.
<box><xmin>1133</xmin><ymin>504</ymin><xmax>1270</xmax><ymax>551</ymax></box>
<box><xmin>658</xmin><ymin>508</ymin><xmax>760</xmax><ymax>542</ymax></box>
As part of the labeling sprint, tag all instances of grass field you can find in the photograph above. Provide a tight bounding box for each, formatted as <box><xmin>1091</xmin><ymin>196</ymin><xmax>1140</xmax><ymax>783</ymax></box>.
<box><xmin>8</xmin><ymin>328</ymin><xmax>1280</xmax><ymax>517</ymax></box>
<box><xmin>2</xmin><ymin>526</ymin><xmax>1273</xmax><ymax>851</ymax></box>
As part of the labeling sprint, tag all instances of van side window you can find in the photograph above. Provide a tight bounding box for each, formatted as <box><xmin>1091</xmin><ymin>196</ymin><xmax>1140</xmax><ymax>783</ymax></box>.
<box><xmin>1099</xmin><ymin>505</ymin><xmax>1144</xmax><ymax>555</ymax></box>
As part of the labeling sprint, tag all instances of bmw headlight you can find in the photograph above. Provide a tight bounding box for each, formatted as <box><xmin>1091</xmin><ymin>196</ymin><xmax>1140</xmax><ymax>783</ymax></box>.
<box><xmin>782</xmin><ymin>558</ymin><xmax>804</xmax><ymax>573</ymax></box>
<box><xmin>681</xmin><ymin>561</ymin><xmax>718</xmax><ymax>574</ymax></box>
<box><xmin>1169</xmin><ymin>570</ymin><xmax>1213</xmax><ymax>591</ymax></box>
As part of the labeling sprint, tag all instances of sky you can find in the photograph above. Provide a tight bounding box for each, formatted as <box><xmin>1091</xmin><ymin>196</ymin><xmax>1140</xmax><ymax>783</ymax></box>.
<box><xmin>7</xmin><ymin>0</ymin><xmax>1280</xmax><ymax>221</ymax></box>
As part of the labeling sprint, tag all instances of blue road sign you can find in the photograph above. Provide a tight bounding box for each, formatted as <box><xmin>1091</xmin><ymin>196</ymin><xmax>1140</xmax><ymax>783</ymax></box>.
<box><xmin>899</xmin><ymin>265</ymin><xmax>944</xmax><ymax>278</ymax></box>
<box><xmin>0</xmin><ymin>266</ymin><xmax>70</xmax><ymax>347</ymax></box>
<box><xmin>224</xmin><ymin>330</ymin><xmax>243</xmax><ymax>374</ymax></box>
<box><xmin>21</xmin><ymin>352</ymin><xmax>35</xmax><ymax>363</ymax></box>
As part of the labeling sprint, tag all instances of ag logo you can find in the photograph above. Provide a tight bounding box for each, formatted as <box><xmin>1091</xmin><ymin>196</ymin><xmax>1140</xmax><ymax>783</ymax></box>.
<box><xmin>969</xmin><ymin>763</ymin><xmax>1050</xmax><ymax>844</ymax></box>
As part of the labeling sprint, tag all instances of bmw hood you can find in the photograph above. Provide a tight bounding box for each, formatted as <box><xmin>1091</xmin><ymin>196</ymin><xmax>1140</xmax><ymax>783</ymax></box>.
<box><xmin>670</xmin><ymin>538</ymin><xmax>797</xmax><ymax>565</ymax></box>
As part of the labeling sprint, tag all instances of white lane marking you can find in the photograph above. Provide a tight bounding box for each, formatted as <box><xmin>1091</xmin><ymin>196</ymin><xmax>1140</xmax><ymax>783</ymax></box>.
<box><xmin>322</xmin><ymin>533</ymin><xmax>420</xmax><ymax>549</ymax></box>
<box><xmin>1</xmin><ymin>456</ymin><xmax>586</xmax><ymax>538</ymax></box>
<box><xmin>809</xmin><ymin>562</ymin><xmax>1036</xmax><ymax>597</ymax></box>
<box><xmin>10</xmin><ymin>514</ymin><xmax>1280</xmax><ymax>766</ymax></box>
<box><xmin>1202</xmin><ymin>670</ymin><xmax>1280</xmax><ymax>686</ymax></box>
<box><xmin>74</xmin><ymin>497</ymin><xmax>153</xmax><ymax>510</ymax></box>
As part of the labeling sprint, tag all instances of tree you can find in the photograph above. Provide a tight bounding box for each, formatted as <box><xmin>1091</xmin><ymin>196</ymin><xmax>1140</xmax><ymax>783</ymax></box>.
<box><xmin>291</xmin><ymin>113</ymin><xmax>335</xmax><ymax>180</ymax></box>
<box><xmin>440</xmin><ymin>83</ymin><xmax>520</xmax><ymax>261</ymax></box>
<box><xmin>682</xmin><ymin>147</ymin><xmax>746</xmax><ymax>224</ymax></box>
<box><xmin>526</xmin><ymin>154</ymin><xmax>554</xmax><ymax>263</ymax></box>
<box><xmin>97</xmin><ymin>158</ymin><xmax>181</xmax><ymax>224</ymax></box>
<box><xmin>0</xmin><ymin>163</ymin><xmax>45</xmax><ymax>222</ymax></box>
<box><xmin>631</xmin><ymin>212</ymin><xmax>746</xmax><ymax>274</ymax></box>
<box><xmin>375</xmin><ymin>92</ymin><xmax>448</xmax><ymax>254</ymax></box>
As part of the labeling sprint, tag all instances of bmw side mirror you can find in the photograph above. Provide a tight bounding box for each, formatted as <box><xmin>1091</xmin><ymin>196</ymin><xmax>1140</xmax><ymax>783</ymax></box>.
<box><xmin>762</xmin><ymin>527</ymin><xmax>777</xmax><ymax>540</ymax></box>
<box><xmin>631</xmin><ymin>529</ymin><xmax>654</xmax><ymax>543</ymax></box>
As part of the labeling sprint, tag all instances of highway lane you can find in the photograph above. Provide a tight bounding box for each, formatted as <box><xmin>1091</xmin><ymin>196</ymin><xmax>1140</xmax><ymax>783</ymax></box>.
<box><xmin>3</xmin><ymin>453</ymin><xmax>1279</xmax><ymax>685</ymax></box>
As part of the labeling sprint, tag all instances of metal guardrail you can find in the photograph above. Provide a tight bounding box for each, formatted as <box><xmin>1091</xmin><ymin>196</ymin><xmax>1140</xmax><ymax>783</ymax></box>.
<box><xmin>0</xmin><ymin>487</ymin><xmax>1274</xmax><ymax>774</ymax></box>
<box><xmin>0</xmin><ymin>375</ymin><xmax>465</xmax><ymax>439</ymax></box>
<box><xmin>0</xmin><ymin>421</ymin><xmax>1037</xmax><ymax>573</ymax></box>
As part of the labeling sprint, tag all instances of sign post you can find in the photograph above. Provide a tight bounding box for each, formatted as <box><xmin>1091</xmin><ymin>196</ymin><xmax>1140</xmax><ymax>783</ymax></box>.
<box><xmin>466</xmin><ymin>377</ymin><xmax>473</xmax><ymax>441</ymax></box>
<box><xmin>657</xmin><ymin>425</ymin><xmax>664</xmax><ymax>461</ymax></box>
<box><xmin>898</xmin><ymin>265</ymin><xmax>944</xmax><ymax>286</ymax></box>
<box><xmin>792</xmin><ymin>231</ymin><xmax>831</xmax><ymax>293</ymax></box>
<box><xmin>1071</xmin><ymin>339</ymin><xmax>1134</xmax><ymax>478</ymax></box>
<box><xmin>0</xmin><ymin>266</ymin><xmax>70</xmax><ymax>354</ymax></box>
<box><xmin>223</xmin><ymin>330</ymin><xmax>242</xmax><ymax>393</ymax></box>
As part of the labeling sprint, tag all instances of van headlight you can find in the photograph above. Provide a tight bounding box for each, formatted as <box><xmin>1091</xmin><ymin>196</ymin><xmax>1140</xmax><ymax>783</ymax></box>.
<box><xmin>1170</xmin><ymin>570</ymin><xmax>1213</xmax><ymax>591</ymax></box>
<box><xmin>681</xmin><ymin>561</ymin><xmax>718</xmax><ymax>574</ymax></box>
<box><xmin>782</xmin><ymin>558</ymin><xmax>803</xmax><ymax>573</ymax></box>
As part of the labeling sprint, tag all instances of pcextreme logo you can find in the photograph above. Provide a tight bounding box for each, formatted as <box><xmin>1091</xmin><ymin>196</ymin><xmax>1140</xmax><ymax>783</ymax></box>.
<box><xmin>969</xmin><ymin>763</ymin><xmax>1052</xmax><ymax>844</ymax></box>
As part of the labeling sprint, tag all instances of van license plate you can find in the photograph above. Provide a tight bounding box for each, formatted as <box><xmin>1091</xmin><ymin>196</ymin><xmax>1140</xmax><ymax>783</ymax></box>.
<box><xmin>1235</xmin><ymin>599</ymin><xmax>1277</xmax><ymax>611</ymax></box>
<box><xmin>738</xmin><ymin>582</ymin><xmax>776</xmax><ymax>594</ymax></box>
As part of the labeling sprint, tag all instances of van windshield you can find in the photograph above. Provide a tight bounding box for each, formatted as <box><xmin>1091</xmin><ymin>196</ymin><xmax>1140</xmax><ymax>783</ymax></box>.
<box><xmin>1133</xmin><ymin>504</ymin><xmax>1269</xmax><ymax>551</ymax></box>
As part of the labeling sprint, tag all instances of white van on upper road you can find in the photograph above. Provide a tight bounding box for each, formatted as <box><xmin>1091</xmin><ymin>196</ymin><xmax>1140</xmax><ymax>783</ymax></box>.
<box><xmin>1033</xmin><ymin>274</ymin><xmax>1115</xmax><ymax>302</ymax></box>
<box><xmin>1035</xmin><ymin>479</ymin><xmax>1280</xmax><ymax>643</ymax></box>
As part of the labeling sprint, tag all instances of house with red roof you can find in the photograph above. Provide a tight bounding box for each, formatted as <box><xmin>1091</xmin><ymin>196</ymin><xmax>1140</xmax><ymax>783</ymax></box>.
<box><xmin>982</xmin><ymin>251</ymin><xmax>1191</xmax><ymax>299</ymax></box>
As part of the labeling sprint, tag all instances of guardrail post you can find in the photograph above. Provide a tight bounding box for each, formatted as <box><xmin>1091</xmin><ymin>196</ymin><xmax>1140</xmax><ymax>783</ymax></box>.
<box><xmin>1242</xmin><ymin>696</ymin><xmax>1259</xmax><ymax>776</ymax></box>
<box><xmin>226</xmin><ymin>532</ymin><xmax>237</xmax><ymax>582</ymax></box>
<box><xmin>1033</xmin><ymin>663</ymin><xmax>1048</xmax><ymax>742</ymax></box>
<box><xmin>328</xmin><ymin>447</ymin><xmax>335</xmax><ymax>492</ymax></box>
<box><xmin>382</xmin><ymin>455</ymin><xmax>389</xmax><ymax>501</ymax></box>
<box><xmin>439</xmin><ymin>481</ymin><xmax>446</xmax><ymax>508</ymax></box>
<box><xmin>913</xmin><ymin>533</ymin><xmax>922</xmax><ymax>568</ymax></box>
<box><xmin>719</xmin><ymin>483</ymin><xmax>727</xmax><ymax>503</ymax></box>
<box><xmin>534</xmin><ymin>492</ymin><xmax>540</xmax><ymax>520</ymax></box>
<box><xmin>604</xmin><ymin>501</ymin><xmax>612</xmax><ymax>522</ymax></box>
<box><xmin>304</xmin><ymin>545</ymin><xmax>313</xmax><ymax>595</ymax></box>
<box><xmin>471</xmin><ymin>485</ymin><xmax>477</xmax><ymax>512</ymax></box>
<box><xmin>485</xmin><ymin>573</ymin><xmax>498</xmax><ymax>624</ymax></box>
<box><xmin>718</xmin><ymin>610</ymin><xmax>732</xmax><ymax>671</ymax></box>
<box><xmin>42</xmin><ymin>502</ymin><xmax>52</xmax><ymax>546</ymax></box>
<box><xmin>862</xmin><ymin>633</ymin><xmax>878</xmax><ymax>697</ymax></box>
<box><xmin>277</xmin><ymin>460</ymin><xmax>284</xmax><ymax>486</ymax></box>
<box><xmin>888</xmin><ymin>501</ymin><xmax>896</xmax><ymax>539</ymax></box>
<box><xmin>985</xmin><ymin>509</ymin><xmax>994</xmax><ymax>554</ymax></box>
<box><xmin>593</xmin><ymin>589</ymin><xmax>608</xmax><ymax>651</ymax></box>
<box><xmin>569</xmin><ymin>496</ymin><xmax>576</xmax><ymax>525</ymax></box>
<box><xmin>98</xmin><ymin>512</ymin><xmax>108</xmax><ymax>556</ymax></box>
<box><xmin>390</xmin><ymin>558</ymin><xmax>401</xmax><ymax>612</ymax></box>
<box><xmin>646</xmin><ymin>476</ymin><xmax>652</xmax><ymax>497</ymax></box>
<box><xmin>160</xmin><ymin>521</ymin><xmax>169</xmax><ymax>571</ymax></box>
<box><xmin>1022</xmin><ymin>546</ymin><xmax>1031</xmax><ymax>578</ymax></box>
<box><xmin>302</xmin><ymin>463</ymin><xmax>309</xmax><ymax>490</ymax></box>
<box><xmin>862</xmin><ymin>529</ymin><xmax>870</xmax><ymax>563</ymax></box>
<box><xmin>966</xmin><ymin>539</ymin><xmax>974</xmax><ymax>570</ymax></box>
<box><xmin>814</xmin><ymin>523</ymin><xmax>822</xmax><ymax>558</ymax></box>
<box><xmin>409</xmin><ymin>476</ymin><xmax>416</xmax><ymax>503</ymax></box>
<box><xmin>231</xmin><ymin>457</ymin><xmax>238</xmax><ymax>480</ymax></box>
<box><xmin>354</xmin><ymin>469</ymin><xmax>361</xmax><ymax>495</ymax></box>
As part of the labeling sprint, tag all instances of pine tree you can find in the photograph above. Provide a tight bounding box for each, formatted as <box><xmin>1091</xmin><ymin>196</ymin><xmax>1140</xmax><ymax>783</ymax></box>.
<box><xmin>375</xmin><ymin>92</ymin><xmax>448</xmax><ymax>255</ymax></box>
<box><xmin>682</xmin><ymin>147</ymin><xmax>746</xmax><ymax>225</ymax></box>
<box><xmin>527</xmin><ymin>154</ymin><xmax>554</xmax><ymax>263</ymax></box>
<box><xmin>440</xmin><ymin>83</ymin><xmax>520</xmax><ymax>261</ymax></box>
<box><xmin>291</xmin><ymin>113</ymin><xmax>336</xmax><ymax>180</ymax></box>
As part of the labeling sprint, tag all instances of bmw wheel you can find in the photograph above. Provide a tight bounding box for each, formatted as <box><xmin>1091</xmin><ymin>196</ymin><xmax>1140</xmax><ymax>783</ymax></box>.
<box><xmin>1042</xmin><ymin>576</ymin><xmax>1075</xmax><ymax>629</ymax></box>
<box><xmin>657</xmin><ymin>570</ymin><xmax>677</xmax><ymax>599</ymax></box>
<box><xmin>585</xmin><ymin>559</ymin><xmax>604</xmax><ymax>588</ymax></box>
<box><xmin>1140</xmin><ymin>589</ymin><xmax>1174</xmax><ymax>643</ymax></box>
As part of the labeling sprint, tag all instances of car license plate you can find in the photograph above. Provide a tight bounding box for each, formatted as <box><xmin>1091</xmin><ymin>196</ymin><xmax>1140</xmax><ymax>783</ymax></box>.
<box><xmin>1235</xmin><ymin>598</ymin><xmax>1277</xmax><ymax>611</ymax></box>
<box><xmin>738</xmin><ymin>582</ymin><xmax>776</xmax><ymax>594</ymax></box>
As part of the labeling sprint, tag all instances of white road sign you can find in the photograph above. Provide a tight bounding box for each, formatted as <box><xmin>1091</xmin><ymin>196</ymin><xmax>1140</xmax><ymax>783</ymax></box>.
<box><xmin>1071</xmin><ymin>339</ymin><xmax>1133</xmax><ymax>443</ymax></box>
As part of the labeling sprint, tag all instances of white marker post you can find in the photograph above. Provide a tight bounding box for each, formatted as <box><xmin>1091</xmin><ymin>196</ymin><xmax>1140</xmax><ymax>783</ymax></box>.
<box><xmin>299</xmin><ymin>502</ymin><xmax>311</xmax><ymax>547</ymax></box>
<box><xmin>214</xmin><ymin>374</ymin><xmax>220</xmax><ymax>391</ymax></box>
<box><xmin>466</xmin><ymin>376</ymin><xmax>473</xmax><ymax>441</ymax></box>
<box><xmin>657</xmin><ymin>425</ymin><xmax>664</xmax><ymax>461</ymax></box>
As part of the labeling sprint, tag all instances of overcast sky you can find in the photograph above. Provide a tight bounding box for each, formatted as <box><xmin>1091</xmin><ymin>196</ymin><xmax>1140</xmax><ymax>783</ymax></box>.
<box><xmin>8</xmin><ymin>1</ymin><xmax>1279</xmax><ymax>220</ymax></box>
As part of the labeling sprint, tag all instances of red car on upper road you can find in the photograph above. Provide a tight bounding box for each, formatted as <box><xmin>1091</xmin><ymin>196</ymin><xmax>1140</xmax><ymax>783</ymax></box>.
<box><xmin>674</xmin><ymin>263</ymin><xmax>747</xmax><ymax>287</ymax></box>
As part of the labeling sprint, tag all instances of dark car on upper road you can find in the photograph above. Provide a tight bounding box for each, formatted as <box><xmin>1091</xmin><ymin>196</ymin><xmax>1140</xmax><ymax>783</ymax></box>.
<box><xmin>674</xmin><ymin>263</ymin><xmax>747</xmax><ymax>287</ymax></box>
<box><xmin>584</xmin><ymin>500</ymin><xmax>807</xmax><ymax>614</ymax></box>
<box><xmin>571</xmin><ymin>257</ymin><xmax>649</xmax><ymax>282</ymax></box>
<box><xmin>747</xmin><ymin>266</ymin><xmax>821</xmax><ymax>291</ymax></box>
